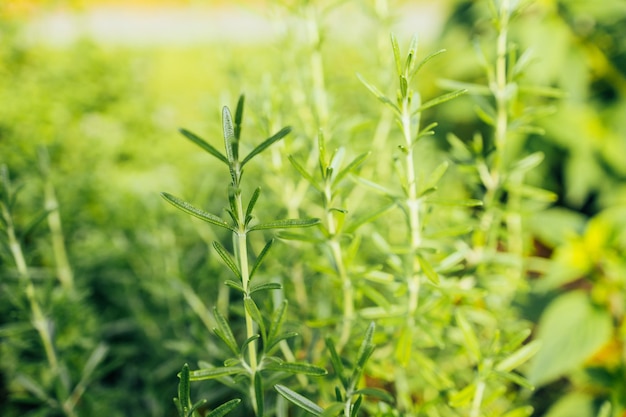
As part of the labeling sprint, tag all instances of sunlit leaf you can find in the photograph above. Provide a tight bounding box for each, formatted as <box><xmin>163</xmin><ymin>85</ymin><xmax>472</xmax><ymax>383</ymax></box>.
<box><xmin>242</xmin><ymin>126</ymin><xmax>291</xmax><ymax>167</ymax></box>
<box><xmin>275</xmin><ymin>385</ymin><xmax>323</xmax><ymax>416</ymax></box>
<box><xmin>455</xmin><ymin>310</ymin><xmax>481</xmax><ymax>362</ymax></box>
<box><xmin>206</xmin><ymin>399</ymin><xmax>241</xmax><ymax>417</ymax></box>
<box><xmin>213</xmin><ymin>307</ymin><xmax>239</xmax><ymax>355</ymax></box>
<box><xmin>249</xmin><ymin>239</ymin><xmax>274</xmax><ymax>281</ymax></box>
<box><xmin>189</xmin><ymin>366</ymin><xmax>244</xmax><ymax>381</ymax></box>
<box><xmin>528</xmin><ymin>291</ymin><xmax>612</xmax><ymax>386</ymax></box>
<box><xmin>161</xmin><ymin>193</ymin><xmax>236</xmax><ymax>232</ymax></box>
<box><xmin>212</xmin><ymin>241</ymin><xmax>241</xmax><ymax>280</ymax></box>
<box><xmin>179</xmin><ymin>128</ymin><xmax>228</xmax><ymax>165</ymax></box>
<box><xmin>249</xmin><ymin>218</ymin><xmax>320</xmax><ymax>231</ymax></box>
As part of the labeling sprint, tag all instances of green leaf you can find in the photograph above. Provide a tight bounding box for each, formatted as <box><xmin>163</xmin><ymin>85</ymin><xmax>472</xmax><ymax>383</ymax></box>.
<box><xmin>496</xmin><ymin>339</ymin><xmax>541</xmax><ymax>372</ymax></box>
<box><xmin>350</xmin><ymin>395</ymin><xmax>363</xmax><ymax>417</ymax></box>
<box><xmin>321</xmin><ymin>403</ymin><xmax>345</xmax><ymax>417</ymax></box>
<box><xmin>355</xmin><ymin>323</ymin><xmax>375</xmax><ymax>371</ymax></box>
<box><xmin>245</xmin><ymin>187</ymin><xmax>261</xmax><ymax>224</ymax></box>
<box><xmin>224</xmin><ymin>280</ymin><xmax>245</xmax><ymax>293</ymax></box>
<box><xmin>528</xmin><ymin>291</ymin><xmax>613</xmax><ymax>386</ymax></box>
<box><xmin>390</xmin><ymin>33</ymin><xmax>402</xmax><ymax>76</ymax></box>
<box><xmin>345</xmin><ymin>203</ymin><xmax>395</xmax><ymax>234</ymax></box>
<box><xmin>353</xmin><ymin>387</ymin><xmax>394</xmax><ymax>403</ymax></box>
<box><xmin>179</xmin><ymin>128</ymin><xmax>228</xmax><ymax>165</ymax></box>
<box><xmin>494</xmin><ymin>370</ymin><xmax>535</xmax><ymax>390</ymax></box>
<box><xmin>264</xmin><ymin>360</ymin><xmax>328</xmax><ymax>376</ymax></box>
<box><xmin>332</xmin><ymin>152</ymin><xmax>370</xmax><ymax>186</ymax></box>
<box><xmin>249</xmin><ymin>282</ymin><xmax>282</xmax><ymax>295</ymax></box>
<box><xmin>222</xmin><ymin>106</ymin><xmax>236</xmax><ymax>164</ymax></box>
<box><xmin>597</xmin><ymin>402</ymin><xmax>612</xmax><ymax>417</ymax></box>
<box><xmin>249</xmin><ymin>218</ymin><xmax>320</xmax><ymax>231</ymax></box>
<box><xmin>438</xmin><ymin>79</ymin><xmax>491</xmax><ymax>95</ymax></box>
<box><xmin>254</xmin><ymin>372</ymin><xmax>264</xmax><ymax>417</ymax></box>
<box><xmin>249</xmin><ymin>239</ymin><xmax>274</xmax><ymax>281</ymax></box>
<box><xmin>455</xmin><ymin>310</ymin><xmax>481</xmax><ymax>362</ymax></box>
<box><xmin>325</xmin><ymin>337</ymin><xmax>347</xmax><ymax>388</ymax></box>
<box><xmin>356</xmin><ymin>73</ymin><xmax>400</xmax><ymax>114</ymax></box>
<box><xmin>266</xmin><ymin>332</ymin><xmax>299</xmax><ymax>354</ymax></box>
<box><xmin>242</xmin><ymin>126</ymin><xmax>291</xmax><ymax>167</ymax></box>
<box><xmin>189</xmin><ymin>366</ymin><xmax>244</xmax><ymax>381</ymax></box>
<box><xmin>412</xmin><ymin>48</ymin><xmax>446</xmax><ymax>78</ymax></box>
<box><xmin>395</xmin><ymin>325</ymin><xmax>413</xmax><ymax>366</ymax></box>
<box><xmin>244</xmin><ymin>297</ymin><xmax>266</xmax><ymax>337</ymax></box>
<box><xmin>417</xmin><ymin>254</ymin><xmax>439</xmax><ymax>285</ymax></box>
<box><xmin>427</xmin><ymin>198</ymin><xmax>483</xmax><ymax>207</ymax></box>
<box><xmin>268</xmin><ymin>300</ymin><xmax>288</xmax><ymax>346</ymax></box>
<box><xmin>276</xmin><ymin>231</ymin><xmax>323</xmax><ymax>243</ymax></box>
<box><xmin>510</xmin><ymin>152</ymin><xmax>544</xmax><ymax>174</ymax></box>
<box><xmin>509</xmin><ymin>184</ymin><xmax>558</xmax><ymax>202</ymax></box>
<box><xmin>502</xmin><ymin>406</ymin><xmax>534</xmax><ymax>417</ymax></box>
<box><xmin>206</xmin><ymin>399</ymin><xmax>241</xmax><ymax>417</ymax></box>
<box><xmin>212</xmin><ymin>241</ymin><xmax>241</xmax><ymax>280</ymax></box>
<box><xmin>213</xmin><ymin>307</ymin><xmax>239</xmax><ymax>355</ymax></box>
<box><xmin>405</xmin><ymin>35</ymin><xmax>419</xmax><ymax>75</ymax></box>
<box><xmin>419</xmin><ymin>161</ymin><xmax>448</xmax><ymax>196</ymax></box>
<box><xmin>543</xmin><ymin>393</ymin><xmax>594</xmax><ymax>417</ymax></box>
<box><xmin>275</xmin><ymin>384</ymin><xmax>323</xmax><ymax>416</ymax></box>
<box><xmin>161</xmin><ymin>193</ymin><xmax>236</xmax><ymax>232</ymax></box>
<box><xmin>289</xmin><ymin>155</ymin><xmax>322</xmax><ymax>192</ymax></box>
<box><xmin>242</xmin><ymin>334</ymin><xmax>261</xmax><ymax>353</ymax></box>
<box><xmin>234</xmin><ymin>95</ymin><xmax>244</xmax><ymax>140</ymax></box>
<box><xmin>448</xmin><ymin>382</ymin><xmax>475</xmax><ymax>407</ymax></box>
<box><xmin>177</xmin><ymin>363</ymin><xmax>192</xmax><ymax>412</ymax></box>
<box><xmin>416</xmin><ymin>89</ymin><xmax>467</xmax><ymax>113</ymax></box>
<box><xmin>187</xmin><ymin>399</ymin><xmax>209</xmax><ymax>417</ymax></box>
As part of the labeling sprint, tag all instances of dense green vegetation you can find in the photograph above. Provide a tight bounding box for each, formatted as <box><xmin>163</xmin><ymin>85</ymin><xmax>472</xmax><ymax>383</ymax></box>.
<box><xmin>1</xmin><ymin>1</ymin><xmax>625</xmax><ymax>416</ymax></box>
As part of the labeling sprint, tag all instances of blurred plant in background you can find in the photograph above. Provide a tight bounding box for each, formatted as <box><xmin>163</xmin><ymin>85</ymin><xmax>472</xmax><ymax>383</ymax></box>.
<box><xmin>1</xmin><ymin>0</ymin><xmax>625</xmax><ymax>416</ymax></box>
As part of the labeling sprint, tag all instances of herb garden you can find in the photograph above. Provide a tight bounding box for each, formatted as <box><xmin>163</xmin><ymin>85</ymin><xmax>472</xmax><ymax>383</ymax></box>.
<box><xmin>1</xmin><ymin>0</ymin><xmax>625</xmax><ymax>416</ymax></box>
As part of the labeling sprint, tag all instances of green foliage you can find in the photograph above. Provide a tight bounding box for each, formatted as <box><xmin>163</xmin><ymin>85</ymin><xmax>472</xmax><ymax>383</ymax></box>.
<box><xmin>1</xmin><ymin>0</ymin><xmax>625</xmax><ymax>416</ymax></box>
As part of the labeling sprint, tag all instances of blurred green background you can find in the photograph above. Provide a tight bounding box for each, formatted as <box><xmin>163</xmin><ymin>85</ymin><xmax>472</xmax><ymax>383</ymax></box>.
<box><xmin>1</xmin><ymin>0</ymin><xmax>625</xmax><ymax>416</ymax></box>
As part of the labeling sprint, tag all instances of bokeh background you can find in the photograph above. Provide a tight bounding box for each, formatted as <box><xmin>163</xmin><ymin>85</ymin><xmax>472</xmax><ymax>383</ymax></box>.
<box><xmin>1</xmin><ymin>0</ymin><xmax>625</xmax><ymax>416</ymax></box>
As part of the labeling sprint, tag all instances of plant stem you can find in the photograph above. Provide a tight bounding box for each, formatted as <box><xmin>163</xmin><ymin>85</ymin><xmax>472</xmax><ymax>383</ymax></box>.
<box><xmin>323</xmin><ymin>180</ymin><xmax>354</xmax><ymax>350</ymax></box>
<box><xmin>39</xmin><ymin>147</ymin><xmax>74</xmax><ymax>293</ymax></box>
<box><xmin>235</xmin><ymin>191</ymin><xmax>257</xmax><ymax>372</ymax></box>
<box><xmin>305</xmin><ymin>2</ymin><xmax>328</xmax><ymax>130</ymax></box>
<box><xmin>400</xmin><ymin>95</ymin><xmax>422</xmax><ymax>327</ymax></box>
<box><xmin>478</xmin><ymin>0</ymin><xmax>510</xmax><ymax>254</ymax></box>
<box><xmin>2</xmin><ymin>194</ymin><xmax>76</xmax><ymax>417</ymax></box>
<box><xmin>470</xmin><ymin>379</ymin><xmax>486</xmax><ymax>417</ymax></box>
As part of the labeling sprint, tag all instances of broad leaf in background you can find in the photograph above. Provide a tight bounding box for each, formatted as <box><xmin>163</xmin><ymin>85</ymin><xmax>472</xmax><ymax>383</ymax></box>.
<box><xmin>528</xmin><ymin>291</ymin><xmax>612</xmax><ymax>386</ymax></box>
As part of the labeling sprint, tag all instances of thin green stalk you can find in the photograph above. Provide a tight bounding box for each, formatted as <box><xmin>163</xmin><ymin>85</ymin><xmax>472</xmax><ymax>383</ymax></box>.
<box><xmin>323</xmin><ymin>183</ymin><xmax>354</xmax><ymax>350</ymax></box>
<box><xmin>400</xmin><ymin>95</ymin><xmax>422</xmax><ymax>328</ymax></box>
<box><xmin>478</xmin><ymin>0</ymin><xmax>510</xmax><ymax>253</ymax></box>
<box><xmin>1</xmin><ymin>192</ymin><xmax>76</xmax><ymax>417</ymax></box>
<box><xmin>305</xmin><ymin>2</ymin><xmax>329</xmax><ymax>129</ymax></box>
<box><xmin>235</xmin><ymin>192</ymin><xmax>258</xmax><ymax>372</ymax></box>
<box><xmin>470</xmin><ymin>379</ymin><xmax>486</xmax><ymax>417</ymax></box>
<box><xmin>38</xmin><ymin>148</ymin><xmax>74</xmax><ymax>293</ymax></box>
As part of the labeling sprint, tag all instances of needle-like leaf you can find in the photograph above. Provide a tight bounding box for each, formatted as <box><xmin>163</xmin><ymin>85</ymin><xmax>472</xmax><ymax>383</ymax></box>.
<box><xmin>179</xmin><ymin>128</ymin><xmax>228</xmax><ymax>165</ymax></box>
<box><xmin>161</xmin><ymin>193</ymin><xmax>237</xmax><ymax>232</ymax></box>
<box><xmin>241</xmin><ymin>126</ymin><xmax>291</xmax><ymax>167</ymax></box>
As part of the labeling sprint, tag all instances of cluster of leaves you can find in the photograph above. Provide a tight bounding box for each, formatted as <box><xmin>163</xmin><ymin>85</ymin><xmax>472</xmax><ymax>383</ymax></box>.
<box><xmin>1</xmin><ymin>0</ymin><xmax>625</xmax><ymax>416</ymax></box>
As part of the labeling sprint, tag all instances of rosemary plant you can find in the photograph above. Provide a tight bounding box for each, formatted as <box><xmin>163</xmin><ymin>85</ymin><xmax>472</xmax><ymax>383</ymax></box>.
<box><xmin>162</xmin><ymin>95</ymin><xmax>326</xmax><ymax>417</ymax></box>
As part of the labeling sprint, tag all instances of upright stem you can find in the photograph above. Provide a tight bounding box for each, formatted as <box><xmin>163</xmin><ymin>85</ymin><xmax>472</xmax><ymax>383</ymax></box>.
<box><xmin>2</xmin><ymin>197</ymin><xmax>75</xmax><ymax>417</ymax></box>
<box><xmin>400</xmin><ymin>96</ymin><xmax>422</xmax><ymax>326</ymax></box>
<box><xmin>470</xmin><ymin>379</ymin><xmax>486</xmax><ymax>417</ymax></box>
<box><xmin>478</xmin><ymin>0</ymin><xmax>510</xmax><ymax>253</ymax></box>
<box><xmin>305</xmin><ymin>2</ymin><xmax>328</xmax><ymax>130</ymax></box>
<box><xmin>39</xmin><ymin>147</ymin><xmax>74</xmax><ymax>292</ymax></box>
<box><xmin>235</xmin><ymin>193</ymin><xmax>257</xmax><ymax>372</ymax></box>
<box><xmin>324</xmin><ymin>183</ymin><xmax>354</xmax><ymax>351</ymax></box>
